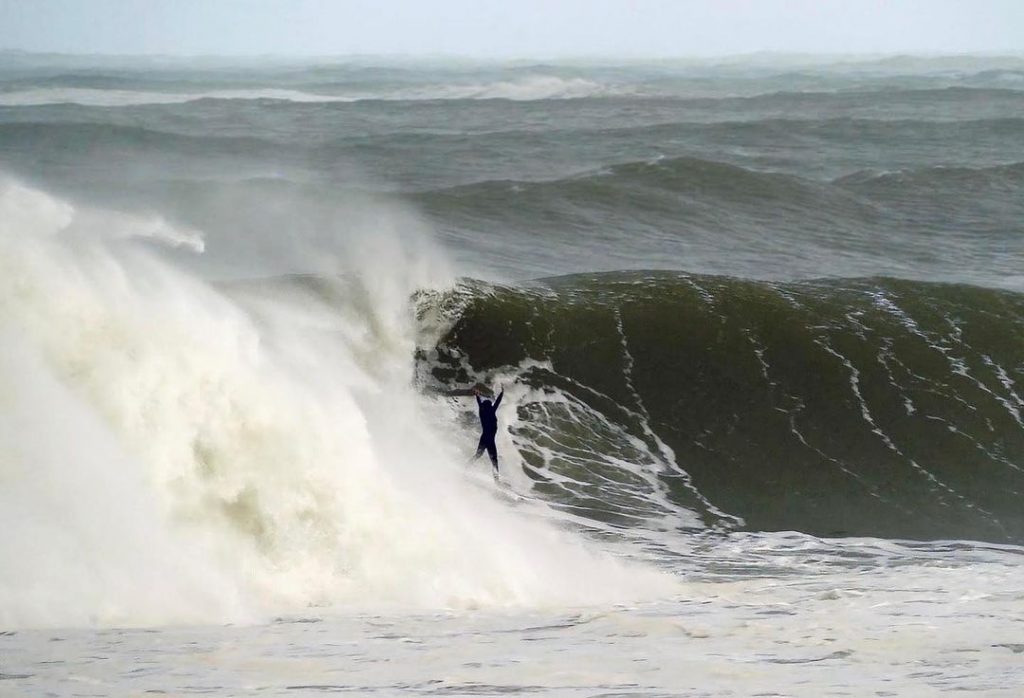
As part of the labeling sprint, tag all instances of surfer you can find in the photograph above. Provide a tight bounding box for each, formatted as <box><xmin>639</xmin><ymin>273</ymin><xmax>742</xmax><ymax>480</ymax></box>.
<box><xmin>472</xmin><ymin>385</ymin><xmax>504</xmax><ymax>478</ymax></box>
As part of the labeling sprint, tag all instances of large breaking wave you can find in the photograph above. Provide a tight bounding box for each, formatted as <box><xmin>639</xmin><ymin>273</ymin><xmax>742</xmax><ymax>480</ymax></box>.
<box><xmin>0</xmin><ymin>179</ymin><xmax>674</xmax><ymax>629</ymax></box>
<box><xmin>419</xmin><ymin>272</ymin><xmax>1024</xmax><ymax>544</ymax></box>
<box><xmin>3</xmin><ymin>54</ymin><xmax>1024</xmax><ymax>633</ymax></box>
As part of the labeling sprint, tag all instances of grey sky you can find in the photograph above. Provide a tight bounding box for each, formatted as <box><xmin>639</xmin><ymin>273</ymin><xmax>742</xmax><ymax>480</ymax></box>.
<box><xmin>1</xmin><ymin>0</ymin><xmax>1022</xmax><ymax>57</ymax></box>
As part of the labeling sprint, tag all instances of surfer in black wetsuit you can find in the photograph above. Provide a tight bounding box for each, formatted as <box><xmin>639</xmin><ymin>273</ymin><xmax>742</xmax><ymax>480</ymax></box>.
<box><xmin>472</xmin><ymin>386</ymin><xmax>503</xmax><ymax>478</ymax></box>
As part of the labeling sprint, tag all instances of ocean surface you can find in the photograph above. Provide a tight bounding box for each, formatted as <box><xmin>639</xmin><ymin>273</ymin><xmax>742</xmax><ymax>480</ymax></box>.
<box><xmin>1</xmin><ymin>53</ymin><xmax>1023</xmax><ymax>695</ymax></box>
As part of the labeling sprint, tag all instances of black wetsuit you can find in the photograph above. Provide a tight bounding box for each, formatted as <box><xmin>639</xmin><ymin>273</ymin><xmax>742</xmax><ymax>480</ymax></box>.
<box><xmin>474</xmin><ymin>390</ymin><xmax>504</xmax><ymax>472</ymax></box>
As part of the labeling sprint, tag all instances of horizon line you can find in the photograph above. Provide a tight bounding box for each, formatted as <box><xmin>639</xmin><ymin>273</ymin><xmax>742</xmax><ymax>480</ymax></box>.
<box><xmin>2</xmin><ymin>48</ymin><xmax>1024</xmax><ymax>62</ymax></box>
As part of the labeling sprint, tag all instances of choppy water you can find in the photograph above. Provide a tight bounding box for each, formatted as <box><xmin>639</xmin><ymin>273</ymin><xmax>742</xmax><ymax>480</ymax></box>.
<box><xmin>5</xmin><ymin>535</ymin><xmax>1024</xmax><ymax>696</ymax></box>
<box><xmin>1</xmin><ymin>53</ymin><xmax>1023</xmax><ymax>695</ymax></box>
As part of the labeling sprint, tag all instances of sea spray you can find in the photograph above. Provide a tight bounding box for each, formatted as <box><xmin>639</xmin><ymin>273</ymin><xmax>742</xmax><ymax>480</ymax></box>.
<box><xmin>0</xmin><ymin>179</ymin><xmax>676</xmax><ymax>629</ymax></box>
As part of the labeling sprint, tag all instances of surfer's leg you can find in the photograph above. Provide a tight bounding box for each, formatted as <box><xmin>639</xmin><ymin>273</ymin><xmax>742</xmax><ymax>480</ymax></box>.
<box><xmin>486</xmin><ymin>441</ymin><xmax>498</xmax><ymax>472</ymax></box>
<box><xmin>471</xmin><ymin>434</ymin><xmax>487</xmax><ymax>461</ymax></box>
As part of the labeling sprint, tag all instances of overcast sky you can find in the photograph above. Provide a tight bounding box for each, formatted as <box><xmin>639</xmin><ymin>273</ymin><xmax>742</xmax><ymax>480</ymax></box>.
<box><xmin>1</xmin><ymin>0</ymin><xmax>1022</xmax><ymax>57</ymax></box>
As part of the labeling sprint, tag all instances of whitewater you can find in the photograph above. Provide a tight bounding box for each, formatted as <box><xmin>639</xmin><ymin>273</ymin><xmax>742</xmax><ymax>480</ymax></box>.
<box><xmin>1</xmin><ymin>54</ymin><xmax>1023</xmax><ymax>696</ymax></box>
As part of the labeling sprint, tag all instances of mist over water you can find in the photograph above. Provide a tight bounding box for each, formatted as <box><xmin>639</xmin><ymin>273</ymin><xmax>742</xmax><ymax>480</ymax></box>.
<box><xmin>1</xmin><ymin>54</ymin><xmax>1023</xmax><ymax>695</ymax></box>
<box><xmin>0</xmin><ymin>177</ymin><xmax>676</xmax><ymax>630</ymax></box>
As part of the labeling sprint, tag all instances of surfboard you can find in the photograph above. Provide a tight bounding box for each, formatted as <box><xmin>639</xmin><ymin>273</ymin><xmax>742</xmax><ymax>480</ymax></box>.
<box><xmin>464</xmin><ymin>469</ymin><xmax>524</xmax><ymax>503</ymax></box>
<box><xmin>484</xmin><ymin>479</ymin><xmax>524</xmax><ymax>504</ymax></box>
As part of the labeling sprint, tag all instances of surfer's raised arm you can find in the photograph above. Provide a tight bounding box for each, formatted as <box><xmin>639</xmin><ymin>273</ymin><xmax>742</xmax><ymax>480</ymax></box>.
<box><xmin>493</xmin><ymin>387</ymin><xmax>504</xmax><ymax>409</ymax></box>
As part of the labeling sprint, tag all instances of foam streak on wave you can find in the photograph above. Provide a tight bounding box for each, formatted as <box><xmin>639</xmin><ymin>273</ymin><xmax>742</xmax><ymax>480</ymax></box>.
<box><xmin>425</xmin><ymin>273</ymin><xmax>1024</xmax><ymax>544</ymax></box>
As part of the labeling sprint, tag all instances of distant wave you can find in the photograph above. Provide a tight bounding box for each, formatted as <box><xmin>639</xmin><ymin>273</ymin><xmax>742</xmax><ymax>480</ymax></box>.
<box><xmin>835</xmin><ymin>160</ymin><xmax>1024</xmax><ymax>190</ymax></box>
<box><xmin>0</xmin><ymin>121</ymin><xmax>284</xmax><ymax>157</ymax></box>
<box><xmin>414</xmin><ymin>155</ymin><xmax>877</xmax><ymax>218</ymax></box>
<box><xmin>3</xmin><ymin>81</ymin><xmax>1024</xmax><ymax>108</ymax></box>
<box><xmin>0</xmin><ymin>87</ymin><xmax>359</xmax><ymax>107</ymax></box>
<box><xmin>0</xmin><ymin>76</ymin><xmax>630</xmax><ymax>107</ymax></box>
<box><xmin>4</xmin><ymin>116</ymin><xmax>1021</xmax><ymax>161</ymax></box>
<box><xmin>392</xmin><ymin>75</ymin><xmax>618</xmax><ymax>100</ymax></box>
<box><xmin>414</xmin><ymin>153</ymin><xmax>1024</xmax><ymax>223</ymax></box>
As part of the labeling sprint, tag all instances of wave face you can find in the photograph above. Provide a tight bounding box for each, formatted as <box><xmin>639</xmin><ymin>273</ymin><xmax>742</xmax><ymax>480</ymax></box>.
<box><xmin>421</xmin><ymin>272</ymin><xmax>1024</xmax><ymax>544</ymax></box>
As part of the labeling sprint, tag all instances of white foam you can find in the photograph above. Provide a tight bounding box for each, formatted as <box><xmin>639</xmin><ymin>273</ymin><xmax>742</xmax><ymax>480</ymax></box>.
<box><xmin>0</xmin><ymin>178</ymin><xmax>675</xmax><ymax>629</ymax></box>
<box><xmin>0</xmin><ymin>77</ymin><xmax>623</xmax><ymax>107</ymax></box>
<box><xmin>0</xmin><ymin>87</ymin><xmax>358</xmax><ymax>107</ymax></box>
<box><xmin>399</xmin><ymin>76</ymin><xmax>614</xmax><ymax>101</ymax></box>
